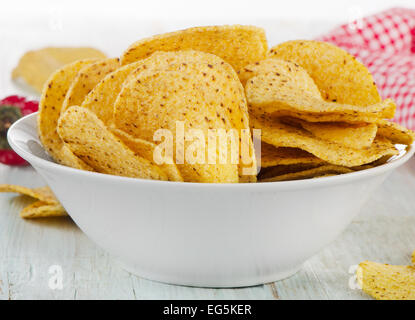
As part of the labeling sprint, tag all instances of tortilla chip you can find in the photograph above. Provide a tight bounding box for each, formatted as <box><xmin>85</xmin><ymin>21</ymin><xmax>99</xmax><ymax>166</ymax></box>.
<box><xmin>25</xmin><ymin>47</ymin><xmax>106</xmax><ymax>65</ymax></box>
<box><xmin>351</xmin><ymin>164</ymin><xmax>376</xmax><ymax>171</ymax></box>
<box><xmin>80</xmin><ymin>61</ymin><xmax>141</xmax><ymax>125</ymax></box>
<box><xmin>357</xmin><ymin>261</ymin><xmax>415</xmax><ymax>300</ymax></box>
<box><xmin>245</xmin><ymin>73</ymin><xmax>395</xmax><ymax>120</ymax></box>
<box><xmin>111</xmin><ymin>128</ymin><xmax>183</xmax><ymax>182</ymax></box>
<box><xmin>121</xmin><ymin>25</ymin><xmax>268</xmax><ymax>72</ymax></box>
<box><xmin>269</xmin><ymin>40</ymin><xmax>381</xmax><ymax>106</ymax></box>
<box><xmin>20</xmin><ymin>200</ymin><xmax>67</xmax><ymax>218</ymax></box>
<box><xmin>0</xmin><ymin>184</ymin><xmax>58</xmax><ymax>204</ymax></box>
<box><xmin>352</xmin><ymin>156</ymin><xmax>392</xmax><ymax>171</ymax></box>
<box><xmin>412</xmin><ymin>250</ymin><xmax>415</xmax><ymax>266</ymax></box>
<box><xmin>38</xmin><ymin>59</ymin><xmax>96</xmax><ymax>170</ymax></box>
<box><xmin>283</xmin><ymin>118</ymin><xmax>378</xmax><ymax>149</ymax></box>
<box><xmin>114</xmin><ymin>51</ymin><xmax>248</xmax><ymax>183</ymax></box>
<box><xmin>121</xmin><ymin>50</ymin><xmax>251</xmax><ymax>132</ymax></box>
<box><xmin>238</xmin><ymin>58</ymin><xmax>321</xmax><ymax>99</ymax></box>
<box><xmin>116</xmin><ymin>69</ymin><xmax>239</xmax><ymax>183</ymax></box>
<box><xmin>61</xmin><ymin>58</ymin><xmax>120</xmax><ymax>114</ymax></box>
<box><xmin>260</xmin><ymin>164</ymin><xmax>353</xmax><ymax>182</ymax></box>
<box><xmin>58</xmin><ymin>106</ymin><xmax>168</xmax><ymax>180</ymax></box>
<box><xmin>12</xmin><ymin>47</ymin><xmax>107</xmax><ymax>93</ymax></box>
<box><xmin>376</xmin><ymin>120</ymin><xmax>415</xmax><ymax>145</ymax></box>
<box><xmin>259</xmin><ymin>163</ymin><xmax>321</xmax><ymax>180</ymax></box>
<box><xmin>261</xmin><ymin>143</ymin><xmax>324</xmax><ymax>168</ymax></box>
<box><xmin>252</xmin><ymin>115</ymin><xmax>398</xmax><ymax>167</ymax></box>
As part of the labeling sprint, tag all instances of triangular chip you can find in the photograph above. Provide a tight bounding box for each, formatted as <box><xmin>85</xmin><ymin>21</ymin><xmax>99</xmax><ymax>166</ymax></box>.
<box><xmin>259</xmin><ymin>163</ymin><xmax>321</xmax><ymax>180</ymax></box>
<box><xmin>81</xmin><ymin>61</ymin><xmax>141</xmax><ymax>125</ymax></box>
<box><xmin>121</xmin><ymin>25</ymin><xmax>268</xmax><ymax>72</ymax></box>
<box><xmin>38</xmin><ymin>59</ymin><xmax>96</xmax><ymax>169</ymax></box>
<box><xmin>61</xmin><ymin>58</ymin><xmax>120</xmax><ymax>114</ymax></box>
<box><xmin>20</xmin><ymin>201</ymin><xmax>67</xmax><ymax>218</ymax></box>
<box><xmin>120</xmin><ymin>50</ymin><xmax>252</xmax><ymax>132</ymax></box>
<box><xmin>245</xmin><ymin>73</ymin><xmax>395</xmax><ymax>120</ymax></box>
<box><xmin>12</xmin><ymin>47</ymin><xmax>107</xmax><ymax>93</ymax></box>
<box><xmin>376</xmin><ymin>120</ymin><xmax>415</xmax><ymax>145</ymax></box>
<box><xmin>111</xmin><ymin>128</ymin><xmax>183</xmax><ymax>182</ymax></box>
<box><xmin>269</xmin><ymin>110</ymin><xmax>392</xmax><ymax>124</ymax></box>
<box><xmin>283</xmin><ymin>118</ymin><xmax>378</xmax><ymax>149</ymax></box>
<box><xmin>357</xmin><ymin>261</ymin><xmax>415</xmax><ymax>300</ymax></box>
<box><xmin>58</xmin><ymin>106</ymin><xmax>168</xmax><ymax>181</ymax></box>
<box><xmin>269</xmin><ymin>40</ymin><xmax>381</xmax><ymax>106</ymax></box>
<box><xmin>122</xmin><ymin>50</ymin><xmax>257</xmax><ymax>181</ymax></box>
<box><xmin>260</xmin><ymin>164</ymin><xmax>353</xmax><ymax>182</ymax></box>
<box><xmin>0</xmin><ymin>184</ymin><xmax>58</xmax><ymax>204</ymax></box>
<box><xmin>238</xmin><ymin>58</ymin><xmax>321</xmax><ymax>100</ymax></box>
<box><xmin>261</xmin><ymin>143</ymin><xmax>323</xmax><ymax>168</ymax></box>
<box><xmin>114</xmin><ymin>51</ymin><xmax>253</xmax><ymax>183</ymax></box>
<box><xmin>252</xmin><ymin>115</ymin><xmax>398</xmax><ymax>167</ymax></box>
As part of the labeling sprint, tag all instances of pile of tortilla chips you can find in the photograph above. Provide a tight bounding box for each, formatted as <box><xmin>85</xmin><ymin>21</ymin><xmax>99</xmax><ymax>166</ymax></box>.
<box><xmin>33</xmin><ymin>25</ymin><xmax>413</xmax><ymax>184</ymax></box>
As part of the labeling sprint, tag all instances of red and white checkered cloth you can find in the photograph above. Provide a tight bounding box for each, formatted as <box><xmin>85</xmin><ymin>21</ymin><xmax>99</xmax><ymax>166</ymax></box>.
<box><xmin>317</xmin><ymin>7</ymin><xmax>415</xmax><ymax>130</ymax></box>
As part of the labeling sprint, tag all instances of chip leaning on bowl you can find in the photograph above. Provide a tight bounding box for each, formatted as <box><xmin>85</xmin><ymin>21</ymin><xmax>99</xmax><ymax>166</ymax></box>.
<box><xmin>34</xmin><ymin>25</ymin><xmax>414</xmax><ymax>184</ymax></box>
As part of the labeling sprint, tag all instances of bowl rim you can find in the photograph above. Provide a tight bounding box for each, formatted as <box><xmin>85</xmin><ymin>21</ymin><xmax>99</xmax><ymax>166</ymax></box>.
<box><xmin>8</xmin><ymin>112</ymin><xmax>415</xmax><ymax>190</ymax></box>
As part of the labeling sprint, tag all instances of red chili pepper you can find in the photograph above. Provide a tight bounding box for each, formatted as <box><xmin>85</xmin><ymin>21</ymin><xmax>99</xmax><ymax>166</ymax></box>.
<box><xmin>0</xmin><ymin>95</ymin><xmax>38</xmax><ymax>166</ymax></box>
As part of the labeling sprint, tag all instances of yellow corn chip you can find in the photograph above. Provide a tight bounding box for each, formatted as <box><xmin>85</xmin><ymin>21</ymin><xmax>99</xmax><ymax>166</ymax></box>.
<box><xmin>357</xmin><ymin>261</ymin><xmax>415</xmax><ymax>300</ymax></box>
<box><xmin>125</xmin><ymin>50</ymin><xmax>257</xmax><ymax>181</ymax></box>
<box><xmin>261</xmin><ymin>143</ymin><xmax>323</xmax><ymax>168</ymax></box>
<box><xmin>61</xmin><ymin>58</ymin><xmax>120</xmax><ymax>114</ymax></box>
<box><xmin>23</xmin><ymin>47</ymin><xmax>106</xmax><ymax>65</ymax></box>
<box><xmin>20</xmin><ymin>200</ymin><xmax>67</xmax><ymax>218</ymax></box>
<box><xmin>121</xmin><ymin>50</ymin><xmax>251</xmax><ymax>132</ymax></box>
<box><xmin>58</xmin><ymin>106</ymin><xmax>168</xmax><ymax>180</ymax></box>
<box><xmin>252</xmin><ymin>115</ymin><xmax>398</xmax><ymax>167</ymax></box>
<box><xmin>114</xmin><ymin>51</ymin><xmax>250</xmax><ymax>183</ymax></box>
<box><xmin>111</xmin><ymin>128</ymin><xmax>183</xmax><ymax>182</ymax></box>
<box><xmin>376</xmin><ymin>119</ymin><xmax>415</xmax><ymax>145</ymax></box>
<box><xmin>121</xmin><ymin>25</ymin><xmax>268</xmax><ymax>72</ymax></box>
<box><xmin>38</xmin><ymin>59</ymin><xmax>96</xmax><ymax>170</ymax></box>
<box><xmin>270</xmin><ymin>110</ymin><xmax>389</xmax><ymax>124</ymax></box>
<box><xmin>412</xmin><ymin>250</ymin><xmax>415</xmax><ymax>266</ymax></box>
<box><xmin>284</xmin><ymin>118</ymin><xmax>378</xmax><ymax>149</ymax></box>
<box><xmin>238</xmin><ymin>58</ymin><xmax>321</xmax><ymax>99</ymax></box>
<box><xmin>245</xmin><ymin>73</ymin><xmax>395</xmax><ymax>120</ymax></box>
<box><xmin>260</xmin><ymin>165</ymin><xmax>353</xmax><ymax>182</ymax></box>
<box><xmin>352</xmin><ymin>164</ymin><xmax>376</xmax><ymax>171</ymax></box>
<box><xmin>352</xmin><ymin>156</ymin><xmax>392</xmax><ymax>171</ymax></box>
<box><xmin>269</xmin><ymin>40</ymin><xmax>381</xmax><ymax>106</ymax></box>
<box><xmin>259</xmin><ymin>163</ymin><xmax>321</xmax><ymax>179</ymax></box>
<box><xmin>0</xmin><ymin>184</ymin><xmax>58</xmax><ymax>204</ymax></box>
<box><xmin>116</xmin><ymin>69</ymin><xmax>239</xmax><ymax>183</ymax></box>
<box><xmin>12</xmin><ymin>47</ymin><xmax>107</xmax><ymax>93</ymax></box>
<box><xmin>81</xmin><ymin>61</ymin><xmax>141</xmax><ymax>125</ymax></box>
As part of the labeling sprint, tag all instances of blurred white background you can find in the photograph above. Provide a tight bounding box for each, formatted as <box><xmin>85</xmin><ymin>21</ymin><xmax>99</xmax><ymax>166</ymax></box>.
<box><xmin>0</xmin><ymin>0</ymin><xmax>414</xmax><ymax>96</ymax></box>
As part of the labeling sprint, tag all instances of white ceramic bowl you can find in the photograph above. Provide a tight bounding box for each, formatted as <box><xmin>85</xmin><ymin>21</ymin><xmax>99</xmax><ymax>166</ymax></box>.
<box><xmin>8</xmin><ymin>113</ymin><xmax>415</xmax><ymax>287</ymax></box>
